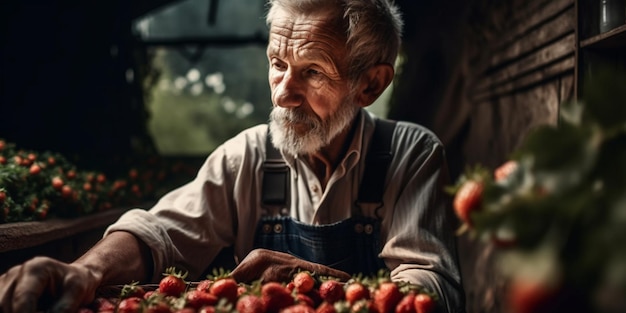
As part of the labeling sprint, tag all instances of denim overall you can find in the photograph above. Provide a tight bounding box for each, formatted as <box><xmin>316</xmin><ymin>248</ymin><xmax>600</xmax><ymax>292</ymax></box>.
<box><xmin>253</xmin><ymin>119</ymin><xmax>396</xmax><ymax>276</ymax></box>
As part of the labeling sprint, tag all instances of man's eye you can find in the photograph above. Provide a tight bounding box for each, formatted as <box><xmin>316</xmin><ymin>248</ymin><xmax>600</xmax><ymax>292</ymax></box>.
<box><xmin>272</xmin><ymin>62</ymin><xmax>286</xmax><ymax>71</ymax></box>
<box><xmin>307</xmin><ymin>68</ymin><xmax>321</xmax><ymax>75</ymax></box>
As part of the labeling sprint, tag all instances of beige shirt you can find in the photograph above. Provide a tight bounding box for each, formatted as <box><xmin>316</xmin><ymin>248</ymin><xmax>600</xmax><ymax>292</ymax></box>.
<box><xmin>105</xmin><ymin>110</ymin><xmax>465</xmax><ymax>312</ymax></box>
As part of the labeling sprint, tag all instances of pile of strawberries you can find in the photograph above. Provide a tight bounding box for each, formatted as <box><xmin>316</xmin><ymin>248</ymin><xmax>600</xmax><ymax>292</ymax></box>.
<box><xmin>81</xmin><ymin>268</ymin><xmax>437</xmax><ymax>313</ymax></box>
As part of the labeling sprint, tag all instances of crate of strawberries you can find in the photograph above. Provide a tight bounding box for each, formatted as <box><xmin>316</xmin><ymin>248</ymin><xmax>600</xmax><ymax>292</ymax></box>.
<box><xmin>80</xmin><ymin>267</ymin><xmax>437</xmax><ymax>313</ymax></box>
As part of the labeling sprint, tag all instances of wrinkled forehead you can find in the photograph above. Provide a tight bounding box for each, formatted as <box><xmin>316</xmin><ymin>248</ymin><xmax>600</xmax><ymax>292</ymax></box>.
<box><xmin>267</xmin><ymin>7</ymin><xmax>348</xmax><ymax>56</ymax></box>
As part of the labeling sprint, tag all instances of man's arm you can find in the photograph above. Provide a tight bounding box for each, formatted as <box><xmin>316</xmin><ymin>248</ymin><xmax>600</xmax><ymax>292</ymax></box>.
<box><xmin>0</xmin><ymin>231</ymin><xmax>152</xmax><ymax>313</ymax></box>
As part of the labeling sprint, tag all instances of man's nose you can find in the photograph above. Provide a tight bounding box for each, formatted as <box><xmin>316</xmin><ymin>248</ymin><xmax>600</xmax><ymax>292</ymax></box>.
<box><xmin>274</xmin><ymin>69</ymin><xmax>304</xmax><ymax>108</ymax></box>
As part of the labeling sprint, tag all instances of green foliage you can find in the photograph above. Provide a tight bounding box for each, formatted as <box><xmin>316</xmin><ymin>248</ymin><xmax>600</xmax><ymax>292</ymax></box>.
<box><xmin>451</xmin><ymin>66</ymin><xmax>626</xmax><ymax>311</ymax></box>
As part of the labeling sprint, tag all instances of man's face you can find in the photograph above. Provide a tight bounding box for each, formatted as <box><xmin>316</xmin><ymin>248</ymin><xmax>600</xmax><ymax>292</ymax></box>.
<box><xmin>267</xmin><ymin>7</ymin><xmax>359</xmax><ymax>156</ymax></box>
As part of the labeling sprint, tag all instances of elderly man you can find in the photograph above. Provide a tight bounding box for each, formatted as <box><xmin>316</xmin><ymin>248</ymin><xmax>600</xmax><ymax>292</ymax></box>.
<box><xmin>0</xmin><ymin>0</ymin><xmax>465</xmax><ymax>312</ymax></box>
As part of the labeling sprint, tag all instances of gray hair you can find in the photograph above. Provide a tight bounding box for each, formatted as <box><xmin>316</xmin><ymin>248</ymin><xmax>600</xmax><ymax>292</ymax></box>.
<box><xmin>265</xmin><ymin>0</ymin><xmax>403</xmax><ymax>82</ymax></box>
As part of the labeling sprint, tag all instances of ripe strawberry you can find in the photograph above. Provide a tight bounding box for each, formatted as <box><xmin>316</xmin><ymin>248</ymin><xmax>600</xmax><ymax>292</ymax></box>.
<box><xmin>29</xmin><ymin>163</ymin><xmax>41</xmax><ymax>175</ymax></box>
<box><xmin>261</xmin><ymin>281</ymin><xmax>295</xmax><ymax>313</ymax></box>
<box><xmin>413</xmin><ymin>293</ymin><xmax>435</xmax><ymax>313</ymax></box>
<box><xmin>494</xmin><ymin>160</ymin><xmax>518</xmax><ymax>182</ymax></box>
<box><xmin>51</xmin><ymin>176</ymin><xmax>64</xmax><ymax>190</ymax></box>
<box><xmin>395</xmin><ymin>292</ymin><xmax>416</xmax><ymax>313</ymax></box>
<box><xmin>0</xmin><ymin>191</ymin><xmax>6</xmax><ymax>202</ymax></box>
<box><xmin>94</xmin><ymin>297</ymin><xmax>116</xmax><ymax>313</ymax></box>
<box><xmin>295</xmin><ymin>293</ymin><xmax>315</xmax><ymax>307</ymax></box>
<box><xmin>159</xmin><ymin>267</ymin><xmax>188</xmax><ymax>297</ymax></box>
<box><xmin>145</xmin><ymin>300</ymin><xmax>172</xmax><ymax>313</ymax></box>
<box><xmin>373</xmin><ymin>282</ymin><xmax>403</xmax><ymax>313</ymax></box>
<box><xmin>117</xmin><ymin>297</ymin><xmax>143</xmax><ymax>313</ymax></box>
<box><xmin>318</xmin><ymin>280</ymin><xmax>345</xmax><ymax>304</ymax></box>
<box><xmin>315</xmin><ymin>301</ymin><xmax>337</xmax><ymax>313</ymax></box>
<box><xmin>121</xmin><ymin>282</ymin><xmax>146</xmax><ymax>299</ymax></box>
<box><xmin>507</xmin><ymin>278</ymin><xmax>559</xmax><ymax>313</ymax></box>
<box><xmin>281</xmin><ymin>303</ymin><xmax>316</xmax><ymax>313</ymax></box>
<box><xmin>293</xmin><ymin>271</ymin><xmax>315</xmax><ymax>294</ymax></box>
<box><xmin>185</xmin><ymin>289</ymin><xmax>218</xmax><ymax>309</ymax></box>
<box><xmin>345</xmin><ymin>282</ymin><xmax>370</xmax><ymax>304</ymax></box>
<box><xmin>196</xmin><ymin>279</ymin><xmax>213</xmax><ymax>292</ymax></box>
<box><xmin>453</xmin><ymin>180</ymin><xmax>483</xmax><ymax>226</ymax></box>
<box><xmin>61</xmin><ymin>185</ymin><xmax>73</xmax><ymax>199</ymax></box>
<box><xmin>236</xmin><ymin>294</ymin><xmax>267</xmax><ymax>313</ymax></box>
<box><xmin>209</xmin><ymin>277</ymin><xmax>239</xmax><ymax>303</ymax></box>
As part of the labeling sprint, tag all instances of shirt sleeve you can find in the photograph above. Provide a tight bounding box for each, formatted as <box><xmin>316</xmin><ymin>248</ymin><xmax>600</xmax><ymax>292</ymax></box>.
<box><xmin>102</xmin><ymin>127</ymin><xmax>263</xmax><ymax>281</ymax></box>
<box><xmin>380</xmin><ymin>123</ymin><xmax>466</xmax><ymax>313</ymax></box>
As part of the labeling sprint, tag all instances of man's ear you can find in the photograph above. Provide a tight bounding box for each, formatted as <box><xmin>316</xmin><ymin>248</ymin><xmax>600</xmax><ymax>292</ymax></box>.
<box><xmin>354</xmin><ymin>63</ymin><xmax>394</xmax><ymax>107</ymax></box>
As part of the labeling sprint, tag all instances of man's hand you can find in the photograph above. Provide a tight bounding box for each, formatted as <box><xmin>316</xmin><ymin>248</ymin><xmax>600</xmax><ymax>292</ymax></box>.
<box><xmin>0</xmin><ymin>256</ymin><xmax>101</xmax><ymax>313</ymax></box>
<box><xmin>230</xmin><ymin>248</ymin><xmax>351</xmax><ymax>283</ymax></box>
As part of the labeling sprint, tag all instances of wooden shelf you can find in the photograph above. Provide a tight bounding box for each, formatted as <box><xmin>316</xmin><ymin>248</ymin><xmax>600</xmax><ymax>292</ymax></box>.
<box><xmin>580</xmin><ymin>23</ymin><xmax>626</xmax><ymax>49</ymax></box>
<box><xmin>0</xmin><ymin>207</ymin><xmax>130</xmax><ymax>253</ymax></box>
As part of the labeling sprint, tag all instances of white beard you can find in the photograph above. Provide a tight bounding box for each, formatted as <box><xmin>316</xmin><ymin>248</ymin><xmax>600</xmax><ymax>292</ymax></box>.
<box><xmin>269</xmin><ymin>98</ymin><xmax>360</xmax><ymax>156</ymax></box>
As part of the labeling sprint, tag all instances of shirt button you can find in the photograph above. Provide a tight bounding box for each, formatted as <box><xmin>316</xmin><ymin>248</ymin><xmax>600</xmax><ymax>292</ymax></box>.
<box><xmin>280</xmin><ymin>208</ymin><xmax>289</xmax><ymax>216</ymax></box>
<box><xmin>311</xmin><ymin>185</ymin><xmax>319</xmax><ymax>193</ymax></box>
<box><xmin>364</xmin><ymin>224</ymin><xmax>374</xmax><ymax>234</ymax></box>
<box><xmin>354</xmin><ymin>223</ymin><xmax>364</xmax><ymax>233</ymax></box>
<box><xmin>274</xmin><ymin>224</ymin><xmax>283</xmax><ymax>233</ymax></box>
<box><xmin>262</xmin><ymin>224</ymin><xmax>272</xmax><ymax>234</ymax></box>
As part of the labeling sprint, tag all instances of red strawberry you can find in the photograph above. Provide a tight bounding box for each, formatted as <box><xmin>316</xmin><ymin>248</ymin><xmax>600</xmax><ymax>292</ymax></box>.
<box><xmin>508</xmin><ymin>278</ymin><xmax>559</xmax><ymax>313</ymax></box>
<box><xmin>373</xmin><ymin>282</ymin><xmax>403</xmax><ymax>313</ymax></box>
<box><xmin>494</xmin><ymin>160</ymin><xmax>518</xmax><ymax>182</ymax></box>
<box><xmin>318</xmin><ymin>280</ymin><xmax>345</xmax><ymax>304</ymax></box>
<box><xmin>94</xmin><ymin>297</ymin><xmax>116</xmax><ymax>313</ymax></box>
<box><xmin>196</xmin><ymin>279</ymin><xmax>213</xmax><ymax>292</ymax></box>
<box><xmin>145</xmin><ymin>300</ymin><xmax>172</xmax><ymax>313</ymax></box>
<box><xmin>185</xmin><ymin>289</ymin><xmax>219</xmax><ymax>309</ymax></box>
<box><xmin>51</xmin><ymin>176</ymin><xmax>64</xmax><ymax>190</ymax></box>
<box><xmin>117</xmin><ymin>297</ymin><xmax>143</xmax><ymax>313</ymax></box>
<box><xmin>281</xmin><ymin>303</ymin><xmax>316</xmax><ymax>313</ymax></box>
<box><xmin>236</xmin><ymin>294</ymin><xmax>267</xmax><ymax>313</ymax></box>
<box><xmin>413</xmin><ymin>293</ymin><xmax>435</xmax><ymax>313</ymax></box>
<box><xmin>209</xmin><ymin>277</ymin><xmax>239</xmax><ymax>304</ymax></box>
<box><xmin>29</xmin><ymin>163</ymin><xmax>41</xmax><ymax>175</ymax></box>
<box><xmin>159</xmin><ymin>267</ymin><xmax>188</xmax><ymax>297</ymax></box>
<box><xmin>120</xmin><ymin>282</ymin><xmax>146</xmax><ymax>299</ymax></box>
<box><xmin>261</xmin><ymin>281</ymin><xmax>295</xmax><ymax>313</ymax></box>
<box><xmin>295</xmin><ymin>293</ymin><xmax>315</xmax><ymax>307</ymax></box>
<box><xmin>395</xmin><ymin>292</ymin><xmax>416</xmax><ymax>313</ymax></box>
<box><xmin>453</xmin><ymin>180</ymin><xmax>483</xmax><ymax>226</ymax></box>
<box><xmin>293</xmin><ymin>271</ymin><xmax>315</xmax><ymax>294</ymax></box>
<box><xmin>345</xmin><ymin>282</ymin><xmax>370</xmax><ymax>304</ymax></box>
<box><xmin>315</xmin><ymin>301</ymin><xmax>337</xmax><ymax>313</ymax></box>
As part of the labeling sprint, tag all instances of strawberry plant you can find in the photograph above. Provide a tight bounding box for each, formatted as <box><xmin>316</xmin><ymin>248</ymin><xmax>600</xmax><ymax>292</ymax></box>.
<box><xmin>448</xmin><ymin>67</ymin><xmax>626</xmax><ymax>312</ymax></box>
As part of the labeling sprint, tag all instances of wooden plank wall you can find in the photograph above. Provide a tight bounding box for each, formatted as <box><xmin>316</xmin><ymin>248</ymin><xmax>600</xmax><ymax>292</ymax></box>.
<box><xmin>450</xmin><ymin>1</ymin><xmax>576</xmax><ymax>313</ymax></box>
<box><xmin>462</xmin><ymin>0</ymin><xmax>576</xmax><ymax>169</ymax></box>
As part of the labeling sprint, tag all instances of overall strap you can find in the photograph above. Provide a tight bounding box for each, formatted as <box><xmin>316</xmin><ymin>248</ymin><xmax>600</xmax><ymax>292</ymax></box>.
<box><xmin>357</xmin><ymin>118</ymin><xmax>397</xmax><ymax>204</ymax></box>
<box><xmin>262</xmin><ymin>129</ymin><xmax>290</xmax><ymax>206</ymax></box>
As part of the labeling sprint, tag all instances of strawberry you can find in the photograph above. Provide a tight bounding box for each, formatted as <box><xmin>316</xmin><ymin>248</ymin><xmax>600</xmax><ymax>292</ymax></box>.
<box><xmin>236</xmin><ymin>294</ymin><xmax>267</xmax><ymax>313</ymax></box>
<box><xmin>507</xmin><ymin>278</ymin><xmax>559</xmax><ymax>313</ymax></box>
<box><xmin>453</xmin><ymin>180</ymin><xmax>483</xmax><ymax>226</ymax></box>
<box><xmin>373</xmin><ymin>282</ymin><xmax>403</xmax><ymax>313</ymax></box>
<box><xmin>94</xmin><ymin>297</ymin><xmax>116</xmax><ymax>313</ymax></box>
<box><xmin>315</xmin><ymin>301</ymin><xmax>337</xmax><ymax>313</ymax></box>
<box><xmin>117</xmin><ymin>297</ymin><xmax>143</xmax><ymax>313</ymax></box>
<box><xmin>318</xmin><ymin>280</ymin><xmax>345</xmax><ymax>304</ymax></box>
<box><xmin>345</xmin><ymin>282</ymin><xmax>370</xmax><ymax>305</ymax></box>
<box><xmin>196</xmin><ymin>279</ymin><xmax>213</xmax><ymax>292</ymax></box>
<box><xmin>293</xmin><ymin>271</ymin><xmax>316</xmax><ymax>294</ymax></box>
<box><xmin>281</xmin><ymin>303</ymin><xmax>316</xmax><ymax>313</ymax></box>
<box><xmin>120</xmin><ymin>282</ymin><xmax>146</xmax><ymax>299</ymax></box>
<box><xmin>295</xmin><ymin>293</ymin><xmax>315</xmax><ymax>307</ymax></box>
<box><xmin>413</xmin><ymin>293</ymin><xmax>435</xmax><ymax>313</ymax></box>
<box><xmin>185</xmin><ymin>289</ymin><xmax>218</xmax><ymax>309</ymax></box>
<box><xmin>51</xmin><ymin>176</ymin><xmax>64</xmax><ymax>190</ymax></box>
<box><xmin>159</xmin><ymin>267</ymin><xmax>188</xmax><ymax>297</ymax></box>
<box><xmin>395</xmin><ymin>292</ymin><xmax>416</xmax><ymax>313</ymax></box>
<box><xmin>145</xmin><ymin>299</ymin><xmax>172</xmax><ymax>313</ymax></box>
<box><xmin>494</xmin><ymin>160</ymin><xmax>518</xmax><ymax>182</ymax></box>
<box><xmin>261</xmin><ymin>281</ymin><xmax>295</xmax><ymax>313</ymax></box>
<box><xmin>209</xmin><ymin>277</ymin><xmax>239</xmax><ymax>304</ymax></box>
<box><xmin>29</xmin><ymin>163</ymin><xmax>41</xmax><ymax>175</ymax></box>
